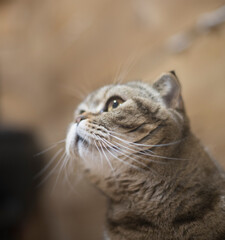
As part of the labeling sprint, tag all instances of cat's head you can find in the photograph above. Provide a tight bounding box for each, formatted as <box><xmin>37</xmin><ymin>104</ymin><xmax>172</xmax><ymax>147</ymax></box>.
<box><xmin>66</xmin><ymin>72</ymin><xmax>189</xmax><ymax>176</ymax></box>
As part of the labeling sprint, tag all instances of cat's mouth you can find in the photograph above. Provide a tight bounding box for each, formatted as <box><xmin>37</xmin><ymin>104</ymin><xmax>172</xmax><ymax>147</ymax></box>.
<box><xmin>75</xmin><ymin>133</ymin><xmax>119</xmax><ymax>152</ymax></box>
<box><xmin>75</xmin><ymin>134</ymin><xmax>89</xmax><ymax>147</ymax></box>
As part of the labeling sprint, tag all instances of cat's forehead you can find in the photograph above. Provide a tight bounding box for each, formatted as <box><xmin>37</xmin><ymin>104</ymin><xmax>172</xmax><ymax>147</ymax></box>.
<box><xmin>77</xmin><ymin>81</ymin><xmax>159</xmax><ymax>113</ymax></box>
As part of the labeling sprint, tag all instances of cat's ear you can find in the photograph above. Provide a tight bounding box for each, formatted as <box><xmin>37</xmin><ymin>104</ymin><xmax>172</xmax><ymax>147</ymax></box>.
<box><xmin>153</xmin><ymin>71</ymin><xmax>184</xmax><ymax>110</ymax></box>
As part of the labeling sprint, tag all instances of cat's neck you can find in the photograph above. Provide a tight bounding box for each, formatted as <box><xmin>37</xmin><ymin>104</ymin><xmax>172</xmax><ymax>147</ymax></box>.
<box><xmin>105</xmin><ymin>133</ymin><xmax>221</xmax><ymax>208</ymax></box>
<box><xmin>102</xmin><ymin>132</ymin><xmax>220</xmax><ymax>200</ymax></box>
<box><xmin>104</xmin><ymin>133</ymin><xmax>225</xmax><ymax>239</ymax></box>
<box><xmin>86</xmin><ymin>132</ymin><xmax>223</xmax><ymax>203</ymax></box>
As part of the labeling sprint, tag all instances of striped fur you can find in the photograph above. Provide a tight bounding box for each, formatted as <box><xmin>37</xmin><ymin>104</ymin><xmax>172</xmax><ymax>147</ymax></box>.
<box><xmin>66</xmin><ymin>72</ymin><xmax>225</xmax><ymax>240</ymax></box>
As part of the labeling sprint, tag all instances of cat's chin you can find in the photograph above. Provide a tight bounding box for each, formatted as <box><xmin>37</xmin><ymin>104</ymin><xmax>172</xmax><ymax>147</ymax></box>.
<box><xmin>77</xmin><ymin>143</ymin><xmax>117</xmax><ymax>175</ymax></box>
<box><xmin>66</xmin><ymin>122</ymin><xmax>112</xmax><ymax>165</ymax></box>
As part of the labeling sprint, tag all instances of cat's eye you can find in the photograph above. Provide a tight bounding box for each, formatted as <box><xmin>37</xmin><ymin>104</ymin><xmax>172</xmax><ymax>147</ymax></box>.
<box><xmin>105</xmin><ymin>97</ymin><xmax>124</xmax><ymax>112</ymax></box>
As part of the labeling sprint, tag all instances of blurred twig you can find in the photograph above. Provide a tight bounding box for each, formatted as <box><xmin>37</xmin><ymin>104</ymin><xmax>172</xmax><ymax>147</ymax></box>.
<box><xmin>166</xmin><ymin>5</ymin><xmax>225</xmax><ymax>54</ymax></box>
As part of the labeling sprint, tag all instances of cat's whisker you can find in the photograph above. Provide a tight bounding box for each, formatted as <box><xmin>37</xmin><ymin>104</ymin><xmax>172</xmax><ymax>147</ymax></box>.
<box><xmin>103</xmin><ymin>137</ymin><xmax>154</xmax><ymax>163</ymax></box>
<box><xmin>109</xmin><ymin>131</ymin><xmax>155</xmax><ymax>148</ymax></box>
<box><xmin>108</xmin><ymin>139</ymin><xmax>169</xmax><ymax>164</ymax></box>
<box><xmin>92</xmin><ymin>140</ymin><xmax>106</xmax><ymax>172</ymax></box>
<box><xmin>67</xmin><ymin>85</ymin><xmax>87</xmax><ymax>101</ymax></box>
<box><xmin>131</xmin><ymin>138</ymin><xmax>186</xmax><ymax>148</ymax></box>
<box><xmin>34</xmin><ymin>139</ymin><xmax>66</xmax><ymax>157</ymax></box>
<box><xmin>108</xmin><ymin>130</ymin><xmax>156</xmax><ymax>147</ymax></box>
<box><xmin>81</xmin><ymin>134</ymin><xmax>88</xmax><ymax>145</ymax></box>
<box><xmin>63</xmin><ymin>156</ymin><xmax>75</xmax><ymax>192</ymax></box>
<box><xmin>91</xmin><ymin>140</ymin><xmax>94</xmax><ymax>162</ymax></box>
<box><xmin>110</xmin><ymin>138</ymin><xmax>188</xmax><ymax>162</ymax></box>
<box><xmin>98</xmin><ymin>139</ymin><xmax>115</xmax><ymax>172</ymax></box>
<box><xmin>79</xmin><ymin>134</ymin><xmax>91</xmax><ymax>166</ymax></box>
<box><xmin>51</xmin><ymin>152</ymin><xmax>68</xmax><ymax>193</ymax></box>
<box><xmin>100</xmin><ymin>139</ymin><xmax>143</xmax><ymax>172</ymax></box>
<box><xmin>108</xmin><ymin>130</ymin><xmax>185</xmax><ymax>148</ymax></box>
<box><xmin>107</xmin><ymin>129</ymin><xmax>127</xmax><ymax>138</ymax></box>
<box><xmin>113</xmin><ymin>62</ymin><xmax>124</xmax><ymax>84</ymax></box>
<box><xmin>93</xmin><ymin>134</ymin><xmax>117</xmax><ymax>173</ymax></box>
<box><xmin>100</xmin><ymin>138</ymin><xmax>158</xmax><ymax>175</ymax></box>
<box><xmin>100</xmin><ymin>139</ymin><xmax>142</xmax><ymax>175</ymax></box>
<box><xmin>93</xmin><ymin>137</ymin><xmax>104</xmax><ymax>168</ymax></box>
<box><xmin>115</xmin><ymin>54</ymin><xmax>138</xmax><ymax>84</ymax></box>
<box><xmin>102</xmin><ymin>139</ymin><xmax>160</xmax><ymax>177</ymax></box>
<box><xmin>34</xmin><ymin>148</ymin><xmax>64</xmax><ymax>179</ymax></box>
<box><xmin>135</xmin><ymin>149</ymin><xmax>189</xmax><ymax>161</ymax></box>
<box><xmin>36</xmin><ymin>150</ymin><xmax>66</xmax><ymax>188</ymax></box>
<box><xmin>107</xmin><ymin>131</ymin><xmax>188</xmax><ymax>161</ymax></box>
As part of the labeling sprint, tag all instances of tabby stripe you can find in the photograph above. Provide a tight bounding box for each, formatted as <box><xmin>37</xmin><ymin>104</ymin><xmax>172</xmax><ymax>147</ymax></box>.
<box><xmin>173</xmin><ymin>190</ymin><xmax>219</xmax><ymax>226</ymax></box>
<box><xmin>107</xmin><ymin>215</ymin><xmax>157</xmax><ymax>231</ymax></box>
<box><xmin>134</xmin><ymin>124</ymin><xmax>164</xmax><ymax>144</ymax></box>
<box><xmin>126</xmin><ymin>122</ymin><xmax>150</xmax><ymax>133</ymax></box>
<box><xmin>118</xmin><ymin>123</ymin><xmax>141</xmax><ymax>130</ymax></box>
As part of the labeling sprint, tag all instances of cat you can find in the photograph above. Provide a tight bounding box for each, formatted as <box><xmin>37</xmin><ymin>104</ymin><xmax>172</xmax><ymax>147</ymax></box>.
<box><xmin>66</xmin><ymin>71</ymin><xmax>225</xmax><ymax>240</ymax></box>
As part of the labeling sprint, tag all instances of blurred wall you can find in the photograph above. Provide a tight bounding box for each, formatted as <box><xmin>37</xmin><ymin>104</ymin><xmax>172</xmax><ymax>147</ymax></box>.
<box><xmin>1</xmin><ymin>0</ymin><xmax>224</xmax><ymax>166</ymax></box>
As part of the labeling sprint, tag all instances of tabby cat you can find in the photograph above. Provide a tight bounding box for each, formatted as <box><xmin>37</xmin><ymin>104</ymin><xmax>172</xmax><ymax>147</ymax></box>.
<box><xmin>66</xmin><ymin>72</ymin><xmax>225</xmax><ymax>240</ymax></box>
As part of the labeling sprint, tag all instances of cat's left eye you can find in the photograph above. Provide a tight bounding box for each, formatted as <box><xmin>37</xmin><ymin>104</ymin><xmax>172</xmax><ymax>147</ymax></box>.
<box><xmin>105</xmin><ymin>97</ymin><xmax>124</xmax><ymax>112</ymax></box>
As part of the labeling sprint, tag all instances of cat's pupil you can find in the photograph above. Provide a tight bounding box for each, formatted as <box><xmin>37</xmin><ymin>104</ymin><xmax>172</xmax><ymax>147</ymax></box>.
<box><xmin>112</xmin><ymin>100</ymin><xmax>119</xmax><ymax>109</ymax></box>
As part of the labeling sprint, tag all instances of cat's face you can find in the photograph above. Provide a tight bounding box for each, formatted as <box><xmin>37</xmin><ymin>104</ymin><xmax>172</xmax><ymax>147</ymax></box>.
<box><xmin>66</xmin><ymin>72</ymin><xmax>187</xmax><ymax>176</ymax></box>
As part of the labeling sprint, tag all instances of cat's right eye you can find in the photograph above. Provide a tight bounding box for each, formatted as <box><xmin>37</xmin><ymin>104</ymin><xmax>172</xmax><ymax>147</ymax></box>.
<box><xmin>105</xmin><ymin>96</ymin><xmax>124</xmax><ymax>112</ymax></box>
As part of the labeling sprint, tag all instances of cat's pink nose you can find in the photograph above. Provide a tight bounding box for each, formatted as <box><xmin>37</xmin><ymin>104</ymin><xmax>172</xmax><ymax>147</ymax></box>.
<box><xmin>76</xmin><ymin>115</ymin><xmax>87</xmax><ymax>124</ymax></box>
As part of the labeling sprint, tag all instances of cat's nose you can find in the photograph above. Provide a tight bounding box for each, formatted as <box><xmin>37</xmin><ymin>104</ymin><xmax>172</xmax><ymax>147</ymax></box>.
<box><xmin>76</xmin><ymin>115</ymin><xmax>87</xmax><ymax>124</ymax></box>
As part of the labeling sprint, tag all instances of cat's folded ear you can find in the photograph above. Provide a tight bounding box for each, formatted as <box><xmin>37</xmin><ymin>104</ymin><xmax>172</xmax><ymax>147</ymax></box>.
<box><xmin>153</xmin><ymin>71</ymin><xmax>184</xmax><ymax>111</ymax></box>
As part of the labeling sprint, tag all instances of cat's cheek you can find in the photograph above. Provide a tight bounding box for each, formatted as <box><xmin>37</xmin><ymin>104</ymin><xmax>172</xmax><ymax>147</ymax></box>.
<box><xmin>65</xmin><ymin>123</ymin><xmax>77</xmax><ymax>156</ymax></box>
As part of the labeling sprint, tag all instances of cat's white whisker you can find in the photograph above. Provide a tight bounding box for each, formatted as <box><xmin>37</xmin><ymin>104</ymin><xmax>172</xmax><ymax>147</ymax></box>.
<box><xmin>115</xmin><ymin>53</ymin><xmax>138</xmax><ymax>84</ymax></box>
<box><xmin>113</xmin><ymin>62</ymin><xmax>124</xmax><ymax>84</ymax></box>
<box><xmin>62</xmin><ymin>156</ymin><xmax>75</xmax><ymax>192</ymax></box>
<box><xmin>108</xmin><ymin>138</ymin><xmax>168</xmax><ymax>164</ymax></box>
<box><xmin>101</xmin><ymin>139</ymin><xmax>143</xmax><ymax>172</ymax></box>
<box><xmin>51</xmin><ymin>152</ymin><xmax>68</xmax><ymax>192</ymax></box>
<box><xmin>110</xmin><ymin>137</ymin><xmax>188</xmax><ymax>162</ymax></box>
<box><xmin>36</xmin><ymin>150</ymin><xmax>66</xmax><ymax>187</ymax></box>
<box><xmin>108</xmin><ymin>130</ymin><xmax>185</xmax><ymax>149</ymax></box>
<box><xmin>100</xmin><ymin>138</ymin><xmax>158</xmax><ymax>175</ymax></box>
<box><xmin>107</xmin><ymin>131</ymin><xmax>188</xmax><ymax>161</ymax></box>
<box><xmin>132</xmin><ymin>138</ymin><xmax>186</xmax><ymax>148</ymax></box>
<box><xmin>81</xmin><ymin>133</ymin><xmax>88</xmax><ymax>145</ymax></box>
<box><xmin>137</xmin><ymin>149</ymin><xmax>189</xmax><ymax>161</ymax></box>
<box><xmin>98</xmin><ymin>140</ymin><xmax>115</xmax><ymax>172</ymax></box>
<box><xmin>34</xmin><ymin>139</ymin><xmax>66</xmax><ymax>157</ymax></box>
<box><xmin>107</xmin><ymin>129</ymin><xmax>126</xmax><ymax>138</ymax></box>
<box><xmin>34</xmin><ymin>148</ymin><xmax>64</xmax><ymax>179</ymax></box>
<box><xmin>93</xmin><ymin>136</ymin><xmax>104</xmax><ymax>168</ymax></box>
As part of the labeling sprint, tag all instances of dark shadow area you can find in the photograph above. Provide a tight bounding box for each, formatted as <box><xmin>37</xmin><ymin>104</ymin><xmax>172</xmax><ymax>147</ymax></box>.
<box><xmin>0</xmin><ymin>128</ymin><xmax>44</xmax><ymax>240</ymax></box>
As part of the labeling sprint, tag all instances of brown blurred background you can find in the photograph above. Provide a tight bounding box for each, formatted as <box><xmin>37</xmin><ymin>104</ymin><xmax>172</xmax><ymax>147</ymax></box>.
<box><xmin>0</xmin><ymin>0</ymin><xmax>225</xmax><ymax>239</ymax></box>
